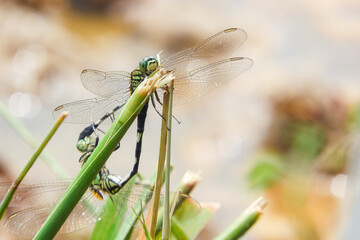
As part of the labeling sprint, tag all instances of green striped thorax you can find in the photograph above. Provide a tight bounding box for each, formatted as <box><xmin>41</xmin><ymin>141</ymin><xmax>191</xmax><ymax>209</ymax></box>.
<box><xmin>130</xmin><ymin>56</ymin><xmax>158</xmax><ymax>94</ymax></box>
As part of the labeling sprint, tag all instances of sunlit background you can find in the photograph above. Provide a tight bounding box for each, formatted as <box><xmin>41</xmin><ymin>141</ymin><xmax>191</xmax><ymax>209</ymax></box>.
<box><xmin>0</xmin><ymin>0</ymin><xmax>360</xmax><ymax>239</ymax></box>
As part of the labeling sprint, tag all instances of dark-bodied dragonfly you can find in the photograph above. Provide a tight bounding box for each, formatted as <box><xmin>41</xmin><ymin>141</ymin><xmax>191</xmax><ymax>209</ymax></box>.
<box><xmin>53</xmin><ymin>28</ymin><xmax>253</xmax><ymax>189</ymax></box>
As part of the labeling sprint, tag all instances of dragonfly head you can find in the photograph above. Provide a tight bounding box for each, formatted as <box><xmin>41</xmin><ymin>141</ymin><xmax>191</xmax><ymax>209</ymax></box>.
<box><xmin>76</xmin><ymin>136</ymin><xmax>96</xmax><ymax>152</ymax></box>
<box><xmin>139</xmin><ymin>56</ymin><xmax>158</xmax><ymax>76</ymax></box>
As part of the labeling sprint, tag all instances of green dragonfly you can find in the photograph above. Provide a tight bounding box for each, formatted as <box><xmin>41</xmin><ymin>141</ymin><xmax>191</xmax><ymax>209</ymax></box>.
<box><xmin>53</xmin><ymin>28</ymin><xmax>252</xmax><ymax>124</ymax></box>
<box><xmin>53</xmin><ymin>27</ymin><xmax>253</xmax><ymax>190</ymax></box>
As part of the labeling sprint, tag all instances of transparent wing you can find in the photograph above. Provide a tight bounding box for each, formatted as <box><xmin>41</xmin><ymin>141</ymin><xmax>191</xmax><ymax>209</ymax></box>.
<box><xmin>162</xmin><ymin>28</ymin><xmax>247</xmax><ymax>74</ymax></box>
<box><xmin>81</xmin><ymin>69</ymin><xmax>131</xmax><ymax>96</ymax></box>
<box><xmin>109</xmin><ymin>182</ymin><xmax>152</xmax><ymax>228</ymax></box>
<box><xmin>53</xmin><ymin>89</ymin><xmax>131</xmax><ymax>124</ymax></box>
<box><xmin>157</xmin><ymin>57</ymin><xmax>253</xmax><ymax>105</ymax></box>
<box><xmin>0</xmin><ymin>180</ymin><xmax>72</xmax><ymax>208</ymax></box>
<box><xmin>111</xmin><ymin>183</ymin><xmax>202</xmax><ymax>227</ymax></box>
<box><xmin>1</xmin><ymin>180</ymin><xmax>201</xmax><ymax>235</ymax></box>
<box><xmin>4</xmin><ymin>189</ymin><xmax>106</xmax><ymax>235</ymax></box>
<box><xmin>2</xmin><ymin>181</ymin><xmax>149</xmax><ymax>235</ymax></box>
<box><xmin>53</xmin><ymin>28</ymin><xmax>248</xmax><ymax>123</ymax></box>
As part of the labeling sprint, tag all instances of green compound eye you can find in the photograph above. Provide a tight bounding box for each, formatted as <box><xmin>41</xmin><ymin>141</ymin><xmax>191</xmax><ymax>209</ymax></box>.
<box><xmin>76</xmin><ymin>138</ymin><xmax>88</xmax><ymax>152</ymax></box>
<box><xmin>139</xmin><ymin>56</ymin><xmax>158</xmax><ymax>76</ymax></box>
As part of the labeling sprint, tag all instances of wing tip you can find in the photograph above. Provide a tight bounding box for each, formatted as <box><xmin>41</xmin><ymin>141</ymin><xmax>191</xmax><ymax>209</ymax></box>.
<box><xmin>54</xmin><ymin>105</ymin><xmax>64</xmax><ymax>111</ymax></box>
<box><xmin>224</xmin><ymin>28</ymin><xmax>238</xmax><ymax>33</ymax></box>
<box><xmin>230</xmin><ymin>57</ymin><xmax>254</xmax><ymax>70</ymax></box>
<box><xmin>230</xmin><ymin>56</ymin><xmax>253</xmax><ymax>63</ymax></box>
<box><xmin>224</xmin><ymin>27</ymin><xmax>247</xmax><ymax>42</ymax></box>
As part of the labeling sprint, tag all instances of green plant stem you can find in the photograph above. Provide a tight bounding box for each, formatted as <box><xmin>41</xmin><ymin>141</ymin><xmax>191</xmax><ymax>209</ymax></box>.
<box><xmin>214</xmin><ymin>197</ymin><xmax>267</xmax><ymax>240</ymax></box>
<box><xmin>0</xmin><ymin>112</ymin><xmax>68</xmax><ymax>220</ymax></box>
<box><xmin>33</xmin><ymin>69</ymin><xmax>172</xmax><ymax>240</ymax></box>
<box><xmin>0</xmin><ymin>102</ymin><xmax>69</xmax><ymax>178</ymax></box>
<box><xmin>162</xmin><ymin>80</ymin><xmax>174</xmax><ymax>240</ymax></box>
<box><xmin>150</xmin><ymin>91</ymin><xmax>169</xmax><ymax>238</ymax></box>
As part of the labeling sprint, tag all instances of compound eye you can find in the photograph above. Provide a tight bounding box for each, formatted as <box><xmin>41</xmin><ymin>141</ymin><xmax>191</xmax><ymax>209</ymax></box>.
<box><xmin>76</xmin><ymin>139</ymin><xmax>87</xmax><ymax>152</ymax></box>
<box><xmin>139</xmin><ymin>56</ymin><xmax>158</xmax><ymax>76</ymax></box>
<box><xmin>146</xmin><ymin>58</ymin><xmax>158</xmax><ymax>74</ymax></box>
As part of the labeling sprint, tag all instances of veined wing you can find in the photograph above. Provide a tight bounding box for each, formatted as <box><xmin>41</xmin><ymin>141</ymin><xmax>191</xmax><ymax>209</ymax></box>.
<box><xmin>53</xmin><ymin>89</ymin><xmax>131</xmax><ymax>124</ymax></box>
<box><xmin>3</xmin><ymin>181</ymin><xmax>150</xmax><ymax>235</ymax></box>
<box><xmin>0</xmin><ymin>180</ymin><xmax>72</xmax><ymax>208</ymax></box>
<box><xmin>4</xmin><ymin>188</ymin><xmax>106</xmax><ymax>235</ymax></box>
<box><xmin>159</xmin><ymin>57</ymin><xmax>253</xmax><ymax>105</ymax></box>
<box><xmin>81</xmin><ymin>69</ymin><xmax>131</xmax><ymax>97</ymax></box>
<box><xmin>162</xmin><ymin>28</ymin><xmax>247</xmax><ymax>74</ymax></box>
<box><xmin>111</xmin><ymin>183</ymin><xmax>202</xmax><ymax>228</ymax></box>
<box><xmin>2</xmin><ymin>180</ymin><xmax>201</xmax><ymax>235</ymax></box>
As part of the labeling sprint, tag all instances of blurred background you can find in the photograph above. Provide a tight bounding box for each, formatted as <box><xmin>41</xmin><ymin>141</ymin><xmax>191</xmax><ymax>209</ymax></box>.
<box><xmin>0</xmin><ymin>0</ymin><xmax>359</xmax><ymax>239</ymax></box>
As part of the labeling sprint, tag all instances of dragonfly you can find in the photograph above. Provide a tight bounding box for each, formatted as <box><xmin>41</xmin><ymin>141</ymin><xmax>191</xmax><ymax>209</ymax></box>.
<box><xmin>1</xmin><ymin>175</ymin><xmax>200</xmax><ymax>235</ymax></box>
<box><xmin>53</xmin><ymin>27</ymin><xmax>253</xmax><ymax>189</ymax></box>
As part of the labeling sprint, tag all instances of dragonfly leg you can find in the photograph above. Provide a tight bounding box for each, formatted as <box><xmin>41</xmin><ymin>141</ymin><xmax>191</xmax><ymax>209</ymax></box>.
<box><xmin>151</xmin><ymin>94</ymin><xmax>167</xmax><ymax>122</ymax></box>
<box><xmin>79</xmin><ymin>151</ymin><xmax>92</xmax><ymax>165</ymax></box>
<box><xmin>151</xmin><ymin>94</ymin><xmax>170</xmax><ymax>131</ymax></box>
<box><xmin>156</xmin><ymin>90</ymin><xmax>181</xmax><ymax>124</ymax></box>
<box><xmin>152</xmin><ymin>92</ymin><xmax>181</xmax><ymax>128</ymax></box>
<box><xmin>154</xmin><ymin>90</ymin><xmax>163</xmax><ymax>106</ymax></box>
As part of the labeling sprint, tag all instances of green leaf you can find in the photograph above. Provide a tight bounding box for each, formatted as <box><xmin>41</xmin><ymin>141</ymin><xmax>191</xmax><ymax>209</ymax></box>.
<box><xmin>169</xmin><ymin>200</ymin><xmax>218</xmax><ymax>240</ymax></box>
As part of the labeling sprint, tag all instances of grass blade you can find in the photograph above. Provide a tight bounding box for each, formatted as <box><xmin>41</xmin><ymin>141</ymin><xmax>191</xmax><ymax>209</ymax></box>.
<box><xmin>0</xmin><ymin>112</ymin><xmax>68</xmax><ymax>220</ymax></box>
<box><xmin>0</xmin><ymin>102</ymin><xmax>69</xmax><ymax>178</ymax></box>
<box><xmin>214</xmin><ymin>197</ymin><xmax>267</xmax><ymax>240</ymax></box>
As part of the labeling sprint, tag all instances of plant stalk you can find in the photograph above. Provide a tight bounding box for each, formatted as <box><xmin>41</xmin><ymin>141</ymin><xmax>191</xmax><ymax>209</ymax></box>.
<box><xmin>150</xmin><ymin>91</ymin><xmax>169</xmax><ymax>238</ymax></box>
<box><xmin>162</xmin><ymin>80</ymin><xmax>174</xmax><ymax>239</ymax></box>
